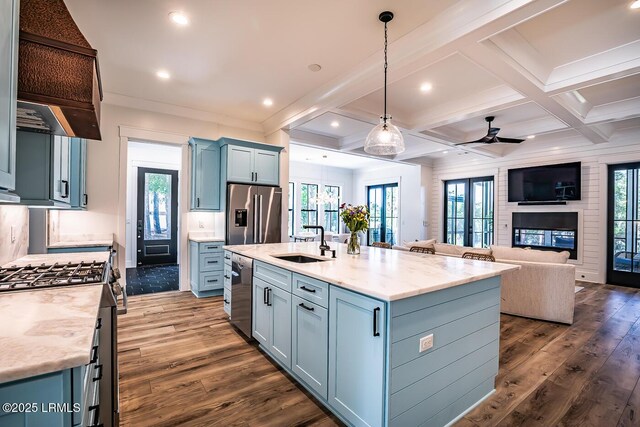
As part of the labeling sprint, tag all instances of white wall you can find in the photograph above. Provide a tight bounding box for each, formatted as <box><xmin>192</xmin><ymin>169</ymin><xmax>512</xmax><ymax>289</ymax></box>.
<box><xmin>289</xmin><ymin>161</ymin><xmax>354</xmax><ymax>235</ymax></box>
<box><xmin>352</xmin><ymin>163</ymin><xmax>430</xmax><ymax>245</ymax></box>
<box><xmin>429</xmin><ymin>132</ymin><xmax>640</xmax><ymax>284</ymax></box>
<box><xmin>125</xmin><ymin>141</ymin><xmax>182</xmax><ymax>268</ymax></box>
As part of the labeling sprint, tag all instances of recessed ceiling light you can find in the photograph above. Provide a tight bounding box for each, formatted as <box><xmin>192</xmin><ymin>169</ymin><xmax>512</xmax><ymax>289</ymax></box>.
<box><xmin>308</xmin><ymin>64</ymin><xmax>322</xmax><ymax>72</ymax></box>
<box><xmin>527</xmin><ymin>135</ymin><xmax>536</xmax><ymax>139</ymax></box>
<box><xmin>169</xmin><ymin>11</ymin><xmax>189</xmax><ymax>26</ymax></box>
<box><xmin>442</xmin><ymin>151</ymin><xmax>448</xmax><ymax>154</ymax></box>
<box><xmin>420</xmin><ymin>82</ymin><xmax>433</xmax><ymax>92</ymax></box>
<box><xmin>630</xmin><ymin>1</ymin><xmax>640</xmax><ymax>9</ymax></box>
<box><xmin>156</xmin><ymin>70</ymin><xmax>171</xmax><ymax>80</ymax></box>
<box><xmin>262</xmin><ymin>98</ymin><xmax>273</xmax><ymax>107</ymax></box>
<box><xmin>330</xmin><ymin>121</ymin><xmax>340</xmax><ymax>128</ymax></box>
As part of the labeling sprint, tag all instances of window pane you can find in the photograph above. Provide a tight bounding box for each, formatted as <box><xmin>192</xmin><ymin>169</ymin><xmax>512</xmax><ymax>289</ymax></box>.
<box><xmin>144</xmin><ymin>173</ymin><xmax>171</xmax><ymax>240</ymax></box>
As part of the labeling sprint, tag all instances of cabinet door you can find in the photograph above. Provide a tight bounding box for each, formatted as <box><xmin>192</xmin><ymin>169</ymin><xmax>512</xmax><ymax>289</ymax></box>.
<box><xmin>253</xmin><ymin>149</ymin><xmax>279</xmax><ymax>186</ymax></box>
<box><xmin>51</xmin><ymin>136</ymin><xmax>71</xmax><ymax>203</ymax></box>
<box><xmin>80</xmin><ymin>139</ymin><xmax>88</xmax><ymax>208</ymax></box>
<box><xmin>0</xmin><ymin>0</ymin><xmax>18</xmax><ymax>191</ymax></box>
<box><xmin>252</xmin><ymin>278</ymin><xmax>271</xmax><ymax>347</ymax></box>
<box><xmin>269</xmin><ymin>285</ymin><xmax>292</xmax><ymax>369</ymax></box>
<box><xmin>328</xmin><ymin>286</ymin><xmax>386</xmax><ymax>427</ymax></box>
<box><xmin>193</xmin><ymin>142</ymin><xmax>221</xmax><ymax>210</ymax></box>
<box><xmin>292</xmin><ymin>295</ymin><xmax>328</xmax><ymax>398</ymax></box>
<box><xmin>68</xmin><ymin>138</ymin><xmax>86</xmax><ymax>209</ymax></box>
<box><xmin>226</xmin><ymin>145</ymin><xmax>254</xmax><ymax>183</ymax></box>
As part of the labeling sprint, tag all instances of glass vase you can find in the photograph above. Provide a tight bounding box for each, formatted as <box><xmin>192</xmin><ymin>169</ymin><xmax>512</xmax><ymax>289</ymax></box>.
<box><xmin>347</xmin><ymin>231</ymin><xmax>361</xmax><ymax>255</ymax></box>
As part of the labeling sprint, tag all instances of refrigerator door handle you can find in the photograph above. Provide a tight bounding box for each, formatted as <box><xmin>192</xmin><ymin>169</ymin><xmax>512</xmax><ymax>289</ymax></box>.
<box><xmin>253</xmin><ymin>194</ymin><xmax>259</xmax><ymax>244</ymax></box>
<box><xmin>259</xmin><ymin>195</ymin><xmax>264</xmax><ymax>243</ymax></box>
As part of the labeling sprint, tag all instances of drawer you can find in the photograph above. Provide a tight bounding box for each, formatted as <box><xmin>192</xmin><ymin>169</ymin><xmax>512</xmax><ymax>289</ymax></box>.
<box><xmin>254</xmin><ymin>260</ymin><xmax>292</xmax><ymax>292</ymax></box>
<box><xmin>200</xmin><ymin>271</ymin><xmax>224</xmax><ymax>291</ymax></box>
<box><xmin>293</xmin><ymin>273</ymin><xmax>329</xmax><ymax>308</ymax></box>
<box><xmin>224</xmin><ymin>263</ymin><xmax>232</xmax><ymax>287</ymax></box>
<box><xmin>223</xmin><ymin>287</ymin><xmax>231</xmax><ymax>316</ymax></box>
<box><xmin>224</xmin><ymin>251</ymin><xmax>232</xmax><ymax>265</ymax></box>
<box><xmin>200</xmin><ymin>252</ymin><xmax>224</xmax><ymax>272</ymax></box>
<box><xmin>200</xmin><ymin>241</ymin><xmax>224</xmax><ymax>253</ymax></box>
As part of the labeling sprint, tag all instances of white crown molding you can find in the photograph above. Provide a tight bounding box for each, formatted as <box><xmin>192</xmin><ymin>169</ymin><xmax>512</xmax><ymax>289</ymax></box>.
<box><xmin>104</xmin><ymin>92</ymin><xmax>264</xmax><ymax>133</ymax></box>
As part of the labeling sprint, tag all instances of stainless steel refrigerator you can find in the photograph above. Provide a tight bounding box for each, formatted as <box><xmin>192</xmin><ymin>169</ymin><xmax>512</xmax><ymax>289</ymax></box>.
<box><xmin>226</xmin><ymin>183</ymin><xmax>282</xmax><ymax>245</ymax></box>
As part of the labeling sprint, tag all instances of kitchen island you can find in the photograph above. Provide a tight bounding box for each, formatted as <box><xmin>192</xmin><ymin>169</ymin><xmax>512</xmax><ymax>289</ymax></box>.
<box><xmin>224</xmin><ymin>242</ymin><xmax>519</xmax><ymax>427</ymax></box>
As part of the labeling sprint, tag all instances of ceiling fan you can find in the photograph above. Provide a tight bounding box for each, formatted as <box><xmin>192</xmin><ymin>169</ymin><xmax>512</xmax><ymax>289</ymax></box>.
<box><xmin>456</xmin><ymin>116</ymin><xmax>525</xmax><ymax>145</ymax></box>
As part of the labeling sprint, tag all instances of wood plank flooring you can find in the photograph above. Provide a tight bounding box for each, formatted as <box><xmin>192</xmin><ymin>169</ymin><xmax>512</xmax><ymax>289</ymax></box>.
<box><xmin>118</xmin><ymin>282</ymin><xmax>640</xmax><ymax>427</ymax></box>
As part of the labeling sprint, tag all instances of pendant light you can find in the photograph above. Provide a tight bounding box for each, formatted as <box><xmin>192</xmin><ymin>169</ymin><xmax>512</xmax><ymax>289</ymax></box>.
<box><xmin>364</xmin><ymin>11</ymin><xmax>405</xmax><ymax>156</ymax></box>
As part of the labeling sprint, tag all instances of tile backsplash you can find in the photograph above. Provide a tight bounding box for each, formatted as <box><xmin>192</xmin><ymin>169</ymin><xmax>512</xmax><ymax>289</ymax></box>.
<box><xmin>0</xmin><ymin>206</ymin><xmax>29</xmax><ymax>266</ymax></box>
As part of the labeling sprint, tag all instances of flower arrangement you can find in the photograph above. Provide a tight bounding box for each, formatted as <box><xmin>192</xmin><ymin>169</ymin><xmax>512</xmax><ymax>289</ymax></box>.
<box><xmin>340</xmin><ymin>204</ymin><xmax>370</xmax><ymax>254</ymax></box>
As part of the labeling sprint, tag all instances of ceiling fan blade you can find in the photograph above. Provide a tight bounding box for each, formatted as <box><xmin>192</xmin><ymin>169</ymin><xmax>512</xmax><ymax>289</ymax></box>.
<box><xmin>495</xmin><ymin>137</ymin><xmax>525</xmax><ymax>144</ymax></box>
<box><xmin>487</xmin><ymin>127</ymin><xmax>500</xmax><ymax>136</ymax></box>
<box><xmin>455</xmin><ymin>140</ymin><xmax>485</xmax><ymax>145</ymax></box>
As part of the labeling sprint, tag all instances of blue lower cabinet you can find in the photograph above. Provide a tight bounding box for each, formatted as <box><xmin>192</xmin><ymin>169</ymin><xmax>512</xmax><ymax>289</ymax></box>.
<box><xmin>291</xmin><ymin>295</ymin><xmax>328</xmax><ymax>399</ymax></box>
<box><xmin>328</xmin><ymin>286</ymin><xmax>387</xmax><ymax>427</ymax></box>
<box><xmin>252</xmin><ymin>277</ymin><xmax>292</xmax><ymax>369</ymax></box>
<box><xmin>189</xmin><ymin>240</ymin><xmax>224</xmax><ymax>297</ymax></box>
<box><xmin>0</xmin><ymin>369</ymin><xmax>75</xmax><ymax>427</ymax></box>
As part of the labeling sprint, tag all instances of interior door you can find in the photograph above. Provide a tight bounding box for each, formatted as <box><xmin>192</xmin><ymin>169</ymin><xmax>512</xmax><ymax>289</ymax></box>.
<box><xmin>136</xmin><ymin>167</ymin><xmax>178</xmax><ymax>266</ymax></box>
<box><xmin>607</xmin><ymin>163</ymin><xmax>640</xmax><ymax>288</ymax></box>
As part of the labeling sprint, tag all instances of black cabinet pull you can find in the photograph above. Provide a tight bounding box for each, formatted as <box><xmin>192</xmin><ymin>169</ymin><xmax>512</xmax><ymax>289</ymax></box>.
<box><xmin>263</xmin><ymin>287</ymin><xmax>268</xmax><ymax>305</ymax></box>
<box><xmin>197</xmin><ymin>197</ymin><xmax>200</xmax><ymax>207</ymax></box>
<box><xmin>224</xmin><ymin>298</ymin><xmax>230</xmax><ymax>304</ymax></box>
<box><xmin>207</xmin><ymin>279</ymin><xmax>218</xmax><ymax>283</ymax></box>
<box><xmin>61</xmin><ymin>180</ymin><xmax>69</xmax><ymax>198</ymax></box>
<box><xmin>90</xmin><ymin>345</ymin><xmax>99</xmax><ymax>364</ymax></box>
<box><xmin>224</xmin><ymin>255</ymin><xmax>231</xmax><ymax>260</ymax></box>
<box><xmin>300</xmin><ymin>285</ymin><xmax>316</xmax><ymax>293</ymax></box>
<box><xmin>96</xmin><ymin>318</ymin><xmax>102</xmax><ymax>329</ymax></box>
<box><xmin>267</xmin><ymin>288</ymin><xmax>272</xmax><ymax>306</ymax></box>
<box><xmin>88</xmin><ymin>404</ymin><xmax>101</xmax><ymax>427</ymax></box>
<box><xmin>224</xmin><ymin>275</ymin><xmax>231</xmax><ymax>279</ymax></box>
<box><xmin>83</xmin><ymin>193</ymin><xmax>88</xmax><ymax>206</ymax></box>
<box><xmin>207</xmin><ymin>260</ymin><xmax>218</xmax><ymax>264</ymax></box>
<box><xmin>93</xmin><ymin>364</ymin><xmax>103</xmax><ymax>382</ymax></box>
<box><xmin>373</xmin><ymin>307</ymin><xmax>380</xmax><ymax>337</ymax></box>
<box><xmin>299</xmin><ymin>302</ymin><xmax>314</xmax><ymax>311</ymax></box>
<box><xmin>255</xmin><ymin>172</ymin><xmax>258</xmax><ymax>181</ymax></box>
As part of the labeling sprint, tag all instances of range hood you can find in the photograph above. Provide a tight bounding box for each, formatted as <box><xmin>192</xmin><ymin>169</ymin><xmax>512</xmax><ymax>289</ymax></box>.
<box><xmin>17</xmin><ymin>0</ymin><xmax>102</xmax><ymax>140</ymax></box>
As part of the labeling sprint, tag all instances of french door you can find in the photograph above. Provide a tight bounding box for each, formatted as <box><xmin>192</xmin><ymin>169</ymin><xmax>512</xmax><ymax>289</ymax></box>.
<box><xmin>607</xmin><ymin>163</ymin><xmax>640</xmax><ymax>288</ymax></box>
<box><xmin>444</xmin><ymin>177</ymin><xmax>494</xmax><ymax>248</ymax></box>
<box><xmin>367</xmin><ymin>183</ymin><xmax>399</xmax><ymax>246</ymax></box>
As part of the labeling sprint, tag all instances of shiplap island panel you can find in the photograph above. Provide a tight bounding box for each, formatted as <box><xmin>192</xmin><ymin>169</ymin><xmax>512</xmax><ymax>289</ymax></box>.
<box><xmin>224</xmin><ymin>242</ymin><xmax>517</xmax><ymax>427</ymax></box>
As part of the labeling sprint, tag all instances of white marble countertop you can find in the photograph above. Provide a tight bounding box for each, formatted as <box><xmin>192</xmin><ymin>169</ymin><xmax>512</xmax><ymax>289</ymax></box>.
<box><xmin>3</xmin><ymin>251</ymin><xmax>111</xmax><ymax>268</ymax></box>
<box><xmin>223</xmin><ymin>242</ymin><xmax>519</xmax><ymax>301</ymax></box>
<box><xmin>47</xmin><ymin>233</ymin><xmax>114</xmax><ymax>249</ymax></box>
<box><xmin>47</xmin><ymin>239</ymin><xmax>114</xmax><ymax>249</ymax></box>
<box><xmin>188</xmin><ymin>231</ymin><xmax>224</xmax><ymax>243</ymax></box>
<box><xmin>0</xmin><ymin>286</ymin><xmax>103</xmax><ymax>383</ymax></box>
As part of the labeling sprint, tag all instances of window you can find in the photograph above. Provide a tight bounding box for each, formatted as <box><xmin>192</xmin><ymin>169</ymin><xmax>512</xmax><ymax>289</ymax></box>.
<box><xmin>444</xmin><ymin>177</ymin><xmax>494</xmax><ymax>248</ymax></box>
<box><xmin>324</xmin><ymin>185</ymin><xmax>341</xmax><ymax>233</ymax></box>
<box><xmin>300</xmin><ymin>183</ymin><xmax>318</xmax><ymax>229</ymax></box>
<box><xmin>367</xmin><ymin>183</ymin><xmax>399</xmax><ymax>246</ymax></box>
<box><xmin>288</xmin><ymin>182</ymin><xmax>294</xmax><ymax>236</ymax></box>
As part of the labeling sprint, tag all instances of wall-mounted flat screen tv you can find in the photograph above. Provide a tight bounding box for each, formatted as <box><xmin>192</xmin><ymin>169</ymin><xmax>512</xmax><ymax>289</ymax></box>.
<box><xmin>508</xmin><ymin>162</ymin><xmax>581</xmax><ymax>202</ymax></box>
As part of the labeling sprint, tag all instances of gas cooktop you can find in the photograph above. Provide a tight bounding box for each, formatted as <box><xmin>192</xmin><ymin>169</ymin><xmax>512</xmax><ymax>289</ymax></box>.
<box><xmin>0</xmin><ymin>261</ymin><xmax>108</xmax><ymax>292</ymax></box>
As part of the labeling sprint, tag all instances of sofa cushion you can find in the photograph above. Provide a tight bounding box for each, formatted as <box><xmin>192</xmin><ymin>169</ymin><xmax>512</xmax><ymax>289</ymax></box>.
<box><xmin>490</xmin><ymin>245</ymin><xmax>570</xmax><ymax>264</ymax></box>
<box><xmin>402</xmin><ymin>239</ymin><xmax>436</xmax><ymax>249</ymax></box>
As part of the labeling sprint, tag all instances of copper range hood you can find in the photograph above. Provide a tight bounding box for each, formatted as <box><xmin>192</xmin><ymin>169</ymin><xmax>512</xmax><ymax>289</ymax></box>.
<box><xmin>17</xmin><ymin>0</ymin><xmax>102</xmax><ymax>140</ymax></box>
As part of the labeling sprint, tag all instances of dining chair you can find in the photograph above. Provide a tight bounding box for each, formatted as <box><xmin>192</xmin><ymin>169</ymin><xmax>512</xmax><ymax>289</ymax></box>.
<box><xmin>461</xmin><ymin>252</ymin><xmax>496</xmax><ymax>262</ymax></box>
<box><xmin>409</xmin><ymin>246</ymin><xmax>435</xmax><ymax>254</ymax></box>
<box><xmin>371</xmin><ymin>242</ymin><xmax>392</xmax><ymax>249</ymax></box>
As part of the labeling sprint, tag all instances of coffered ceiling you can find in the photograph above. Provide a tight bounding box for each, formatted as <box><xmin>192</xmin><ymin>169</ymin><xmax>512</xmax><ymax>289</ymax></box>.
<box><xmin>64</xmin><ymin>0</ymin><xmax>640</xmax><ymax>163</ymax></box>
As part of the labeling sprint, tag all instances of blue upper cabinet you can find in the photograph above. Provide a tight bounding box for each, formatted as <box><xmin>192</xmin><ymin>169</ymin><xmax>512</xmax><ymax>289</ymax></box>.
<box><xmin>69</xmin><ymin>138</ymin><xmax>88</xmax><ymax>210</ymax></box>
<box><xmin>220</xmin><ymin>138</ymin><xmax>282</xmax><ymax>186</ymax></box>
<box><xmin>0</xmin><ymin>0</ymin><xmax>19</xmax><ymax>194</ymax></box>
<box><xmin>328</xmin><ymin>286</ymin><xmax>387</xmax><ymax>427</ymax></box>
<box><xmin>190</xmin><ymin>138</ymin><xmax>221</xmax><ymax>211</ymax></box>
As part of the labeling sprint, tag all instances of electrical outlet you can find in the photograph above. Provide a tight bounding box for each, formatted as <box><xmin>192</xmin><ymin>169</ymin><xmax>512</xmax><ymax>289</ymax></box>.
<box><xmin>10</xmin><ymin>225</ymin><xmax>16</xmax><ymax>243</ymax></box>
<box><xmin>419</xmin><ymin>334</ymin><xmax>433</xmax><ymax>353</ymax></box>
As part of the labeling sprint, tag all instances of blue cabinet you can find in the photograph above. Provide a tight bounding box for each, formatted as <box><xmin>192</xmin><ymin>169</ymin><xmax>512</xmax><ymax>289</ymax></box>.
<box><xmin>0</xmin><ymin>0</ymin><xmax>19</xmax><ymax>194</ymax></box>
<box><xmin>221</xmin><ymin>139</ymin><xmax>281</xmax><ymax>186</ymax></box>
<box><xmin>252</xmin><ymin>277</ymin><xmax>292</xmax><ymax>369</ymax></box>
<box><xmin>189</xmin><ymin>138</ymin><xmax>221</xmax><ymax>211</ymax></box>
<box><xmin>189</xmin><ymin>240</ymin><xmax>224</xmax><ymax>297</ymax></box>
<box><xmin>291</xmin><ymin>294</ymin><xmax>328</xmax><ymax>399</ymax></box>
<box><xmin>328</xmin><ymin>286</ymin><xmax>387</xmax><ymax>427</ymax></box>
<box><xmin>69</xmin><ymin>138</ymin><xmax>88</xmax><ymax>209</ymax></box>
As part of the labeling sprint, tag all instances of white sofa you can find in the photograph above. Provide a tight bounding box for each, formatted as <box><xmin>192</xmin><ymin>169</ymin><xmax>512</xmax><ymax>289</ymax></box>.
<box><xmin>394</xmin><ymin>241</ymin><xmax>576</xmax><ymax>324</ymax></box>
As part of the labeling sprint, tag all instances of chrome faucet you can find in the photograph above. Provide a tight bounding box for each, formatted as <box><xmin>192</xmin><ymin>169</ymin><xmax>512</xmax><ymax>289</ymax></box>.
<box><xmin>303</xmin><ymin>225</ymin><xmax>335</xmax><ymax>257</ymax></box>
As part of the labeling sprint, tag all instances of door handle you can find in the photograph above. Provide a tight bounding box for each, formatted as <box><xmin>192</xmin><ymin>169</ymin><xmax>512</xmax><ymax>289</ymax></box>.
<box><xmin>263</xmin><ymin>287</ymin><xmax>268</xmax><ymax>305</ymax></box>
<box><xmin>253</xmin><ymin>194</ymin><xmax>259</xmax><ymax>244</ymax></box>
<box><xmin>267</xmin><ymin>288</ymin><xmax>272</xmax><ymax>306</ymax></box>
<box><xmin>373</xmin><ymin>307</ymin><xmax>380</xmax><ymax>337</ymax></box>
<box><xmin>299</xmin><ymin>302</ymin><xmax>314</xmax><ymax>311</ymax></box>
<box><xmin>259</xmin><ymin>195</ymin><xmax>263</xmax><ymax>243</ymax></box>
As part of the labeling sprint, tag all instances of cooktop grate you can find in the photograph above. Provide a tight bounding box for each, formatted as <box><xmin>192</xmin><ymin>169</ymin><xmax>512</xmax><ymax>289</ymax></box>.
<box><xmin>0</xmin><ymin>261</ymin><xmax>107</xmax><ymax>291</ymax></box>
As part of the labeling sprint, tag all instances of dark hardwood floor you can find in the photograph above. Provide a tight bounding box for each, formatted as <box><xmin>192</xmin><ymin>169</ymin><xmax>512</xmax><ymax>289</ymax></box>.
<box><xmin>117</xmin><ymin>281</ymin><xmax>640</xmax><ymax>427</ymax></box>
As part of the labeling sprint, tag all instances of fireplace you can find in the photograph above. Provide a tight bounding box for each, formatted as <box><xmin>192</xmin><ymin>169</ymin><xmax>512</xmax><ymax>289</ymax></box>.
<box><xmin>512</xmin><ymin>212</ymin><xmax>578</xmax><ymax>260</ymax></box>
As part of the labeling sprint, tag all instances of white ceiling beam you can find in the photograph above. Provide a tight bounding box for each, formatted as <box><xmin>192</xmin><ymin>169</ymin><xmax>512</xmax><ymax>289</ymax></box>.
<box><xmin>261</xmin><ymin>0</ymin><xmax>569</xmax><ymax>135</ymax></box>
<box><xmin>459</xmin><ymin>44</ymin><xmax>609</xmax><ymax>144</ymax></box>
<box><xmin>288</xmin><ymin>129</ymin><xmax>340</xmax><ymax>149</ymax></box>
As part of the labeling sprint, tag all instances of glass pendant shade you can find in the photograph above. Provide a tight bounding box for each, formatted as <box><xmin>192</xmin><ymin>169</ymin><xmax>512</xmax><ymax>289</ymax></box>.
<box><xmin>364</xmin><ymin>116</ymin><xmax>405</xmax><ymax>155</ymax></box>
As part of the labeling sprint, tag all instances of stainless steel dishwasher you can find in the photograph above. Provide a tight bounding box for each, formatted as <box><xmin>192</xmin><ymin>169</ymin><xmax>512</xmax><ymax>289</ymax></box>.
<box><xmin>230</xmin><ymin>253</ymin><xmax>254</xmax><ymax>338</ymax></box>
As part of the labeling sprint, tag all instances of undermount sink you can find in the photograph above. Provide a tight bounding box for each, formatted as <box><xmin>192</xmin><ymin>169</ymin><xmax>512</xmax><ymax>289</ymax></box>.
<box><xmin>271</xmin><ymin>254</ymin><xmax>329</xmax><ymax>263</ymax></box>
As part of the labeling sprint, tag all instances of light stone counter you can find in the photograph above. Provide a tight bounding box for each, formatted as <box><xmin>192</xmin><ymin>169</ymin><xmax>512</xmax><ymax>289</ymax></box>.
<box><xmin>3</xmin><ymin>251</ymin><xmax>111</xmax><ymax>268</ymax></box>
<box><xmin>47</xmin><ymin>233</ymin><xmax>114</xmax><ymax>249</ymax></box>
<box><xmin>223</xmin><ymin>242</ymin><xmax>519</xmax><ymax>301</ymax></box>
<box><xmin>0</xmin><ymin>286</ymin><xmax>102</xmax><ymax>383</ymax></box>
<box><xmin>47</xmin><ymin>239</ymin><xmax>114</xmax><ymax>249</ymax></box>
<box><xmin>188</xmin><ymin>231</ymin><xmax>224</xmax><ymax>243</ymax></box>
